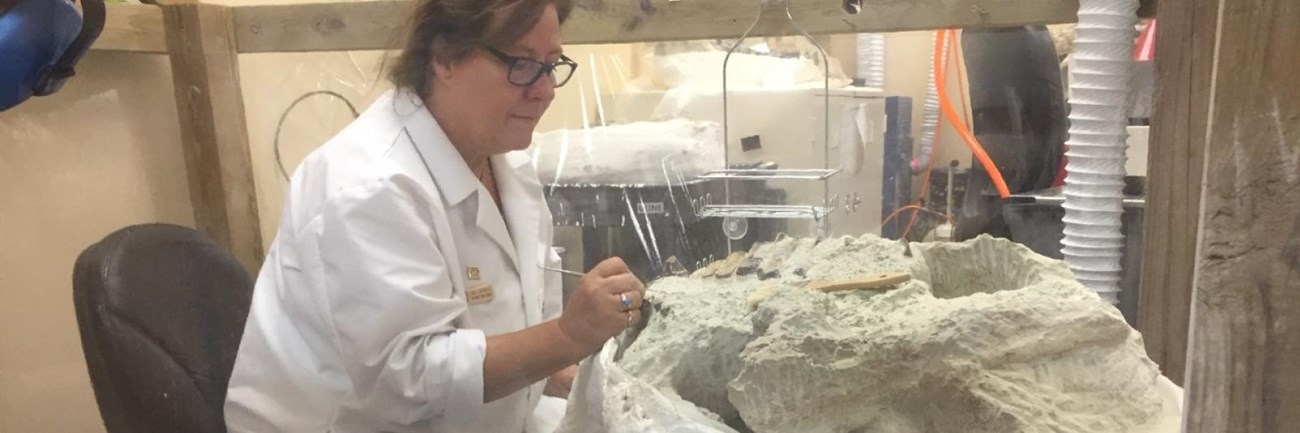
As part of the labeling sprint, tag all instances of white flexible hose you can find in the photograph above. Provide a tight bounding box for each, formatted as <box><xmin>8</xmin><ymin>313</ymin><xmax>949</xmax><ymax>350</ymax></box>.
<box><xmin>854</xmin><ymin>33</ymin><xmax>886</xmax><ymax>89</ymax></box>
<box><xmin>913</xmin><ymin>32</ymin><xmax>945</xmax><ymax>173</ymax></box>
<box><xmin>1062</xmin><ymin>0</ymin><xmax>1139</xmax><ymax>304</ymax></box>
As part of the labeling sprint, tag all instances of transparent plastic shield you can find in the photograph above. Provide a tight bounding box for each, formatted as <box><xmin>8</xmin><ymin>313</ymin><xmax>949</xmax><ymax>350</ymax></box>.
<box><xmin>534</xmin><ymin>36</ymin><xmax>897</xmax><ymax>288</ymax></box>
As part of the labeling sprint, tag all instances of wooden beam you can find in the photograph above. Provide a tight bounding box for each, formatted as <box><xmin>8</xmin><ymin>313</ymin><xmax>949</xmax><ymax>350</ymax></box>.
<box><xmin>94</xmin><ymin>3</ymin><xmax>168</xmax><ymax>54</ymax></box>
<box><xmin>1135</xmin><ymin>0</ymin><xmax>1214</xmax><ymax>387</ymax></box>
<box><xmin>1181</xmin><ymin>0</ymin><xmax>1300</xmax><ymax>428</ymax></box>
<box><xmin>163</xmin><ymin>0</ymin><xmax>264</xmax><ymax>273</ymax></box>
<box><xmin>562</xmin><ymin>0</ymin><xmax>1078</xmax><ymax>44</ymax></box>
<box><xmin>231</xmin><ymin>0</ymin><xmax>1079</xmax><ymax>53</ymax></box>
<box><xmin>230</xmin><ymin>0</ymin><xmax>410</xmax><ymax>53</ymax></box>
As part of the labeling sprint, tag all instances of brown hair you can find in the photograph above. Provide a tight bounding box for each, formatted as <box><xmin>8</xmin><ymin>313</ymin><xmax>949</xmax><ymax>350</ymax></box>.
<box><xmin>387</xmin><ymin>0</ymin><xmax>574</xmax><ymax>99</ymax></box>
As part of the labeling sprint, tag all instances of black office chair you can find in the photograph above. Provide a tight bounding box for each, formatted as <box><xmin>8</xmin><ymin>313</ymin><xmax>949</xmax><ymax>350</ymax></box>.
<box><xmin>73</xmin><ymin>223</ymin><xmax>253</xmax><ymax>433</ymax></box>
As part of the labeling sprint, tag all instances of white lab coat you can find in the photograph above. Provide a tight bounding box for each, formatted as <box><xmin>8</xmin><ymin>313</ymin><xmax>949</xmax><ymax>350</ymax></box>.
<box><xmin>225</xmin><ymin>89</ymin><xmax>565</xmax><ymax>433</ymax></box>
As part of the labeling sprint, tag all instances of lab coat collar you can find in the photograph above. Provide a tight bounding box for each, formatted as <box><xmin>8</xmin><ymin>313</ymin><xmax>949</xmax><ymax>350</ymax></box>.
<box><xmin>494</xmin><ymin>152</ymin><xmax>545</xmax><ymax>326</ymax></box>
<box><xmin>499</xmin><ymin>149</ymin><xmax>534</xmax><ymax>171</ymax></box>
<box><xmin>474</xmin><ymin>175</ymin><xmax>520</xmax><ymax>270</ymax></box>
<box><xmin>466</xmin><ymin>152</ymin><xmax>546</xmax><ymax>313</ymax></box>
<box><xmin>393</xmin><ymin>89</ymin><xmax>478</xmax><ymax>207</ymax></box>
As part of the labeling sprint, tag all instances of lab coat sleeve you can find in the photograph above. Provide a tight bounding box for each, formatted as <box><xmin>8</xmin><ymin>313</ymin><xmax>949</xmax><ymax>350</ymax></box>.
<box><xmin>314</xmin><ymin>177</ymin><xmax>485</xmax><ymax>426</ymax></box>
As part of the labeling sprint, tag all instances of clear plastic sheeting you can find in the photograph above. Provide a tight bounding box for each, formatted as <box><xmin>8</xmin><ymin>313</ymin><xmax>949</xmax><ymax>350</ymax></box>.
<box><xmin>621</xmin><ymin>40</ymin><xmax>851</xmax><ymax>92</ymax></box>
<box><xmin>531</xmin><ymin>119</ymin><xmax>725</xmax><ymax>186</ymax></box>
<box><xmin>536</xmin><ymin>38</ymin><xmax>899</xmax><ymax>287</ymax></box>
<box><xmin>556</xmin><ymin>346</ymin><xmax>737</xmax><ymax>433</ymax></box>
<box><xmin>233</xmin><ymin>35</ymin><xmax>911</xmax><ymax>284</ymax></box>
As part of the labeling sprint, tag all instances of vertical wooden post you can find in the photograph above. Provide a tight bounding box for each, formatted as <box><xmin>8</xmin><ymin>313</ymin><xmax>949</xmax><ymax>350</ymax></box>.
<box><xmin>1180</xmin><ymin>0</ymin><xmax>1300</xmax><ymax>429</ymax></box>
<box><xmin>163</xmin><ymin>0</ymin><xmax>263</xmax><ymax>273</ymax></box>
<box><xmin>1136</xmin><ymin>0</ymin><xmax>1215</xmax><ymax>386</ymax></box>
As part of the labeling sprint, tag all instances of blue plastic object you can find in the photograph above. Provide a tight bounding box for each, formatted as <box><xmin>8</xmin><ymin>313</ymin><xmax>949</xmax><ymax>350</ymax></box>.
<box><xmin>0</xmin><ymin>0</ymin><xmax>82</xmax><ymax>111</ymax></box>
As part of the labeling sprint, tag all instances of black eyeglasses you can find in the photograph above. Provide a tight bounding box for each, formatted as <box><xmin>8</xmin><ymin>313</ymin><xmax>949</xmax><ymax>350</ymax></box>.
<box><xmin>481</xmin><ymin>46</ymin><xmax>578</xmax><ymax>88</ymax></box>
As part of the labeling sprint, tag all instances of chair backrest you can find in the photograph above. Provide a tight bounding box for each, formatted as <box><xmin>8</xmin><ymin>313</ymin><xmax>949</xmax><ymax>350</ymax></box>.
<box><xmin>73</xmin><ymin>223</ymin><xmax>253</xmax><ymax>433</ymax></box>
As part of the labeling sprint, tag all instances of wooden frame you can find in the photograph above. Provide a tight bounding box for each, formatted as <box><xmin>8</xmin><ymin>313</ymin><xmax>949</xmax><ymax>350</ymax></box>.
<box><xmin>230</xmin><ymin>0</ymin><xmax>1082</xmax><ymax>53</ymax></box>
<box><xmin>1135</xmin><ymin>0</ymin><xmax>1213</xmax><ymax>387</ymax></box>
<box><xmin>1169</xmin><ymin>0</ymin><xmax>1300</xmax><ymax>428</ymax></box>
<box><xmin>99</xmin><ymin>0</ymin><xmax>1154</xmax><ymax>54</ymax></box>
<box><xmin>162</xmin><ymin>1</ymin><xmax>265</xmax><ymax>273</ymax></box>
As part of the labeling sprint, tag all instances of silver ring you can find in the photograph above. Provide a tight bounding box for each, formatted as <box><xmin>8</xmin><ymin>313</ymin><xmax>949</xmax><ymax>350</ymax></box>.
<box><xmin>620</xmin><ymin>293</ymin><xmax>633</xmax><ymax>310</ymax></box>
<box><xmin>626</xmin><ymin>311</ymin><xmax>634</xmax><ymax>328</ymax></box>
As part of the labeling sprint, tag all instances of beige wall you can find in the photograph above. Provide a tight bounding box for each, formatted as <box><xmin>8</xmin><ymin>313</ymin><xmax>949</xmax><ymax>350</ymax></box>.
<box><xmin>0</xmin><ymin>52</ymin><xmax>193</xmax><ymax>433</ymax></box>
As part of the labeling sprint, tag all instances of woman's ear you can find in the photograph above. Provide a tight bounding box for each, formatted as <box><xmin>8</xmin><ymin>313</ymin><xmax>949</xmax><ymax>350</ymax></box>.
<box><xmin>432</xmin><ymin>58</ymin><xmax>456</xmax><ymax>85</ymax></box>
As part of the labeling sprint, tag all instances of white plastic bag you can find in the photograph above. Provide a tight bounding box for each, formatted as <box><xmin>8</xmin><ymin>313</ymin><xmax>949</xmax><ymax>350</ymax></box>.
<box><xmin>555</xmin><ymin>343</ymin><xmax>737</xmax><ymax>433</ymax></box>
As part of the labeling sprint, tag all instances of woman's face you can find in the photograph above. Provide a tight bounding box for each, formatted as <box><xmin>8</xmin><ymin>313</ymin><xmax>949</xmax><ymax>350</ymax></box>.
<box><xmin>433</xmin><ymin>4</ymin><xmax>562</xmax><ymax>155</ymax></box>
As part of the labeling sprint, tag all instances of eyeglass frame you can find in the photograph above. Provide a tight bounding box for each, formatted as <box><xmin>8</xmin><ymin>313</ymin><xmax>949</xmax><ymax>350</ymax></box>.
<box><xmin>481</xmin><ymin>46</ymin><xmax>578</xmax><ymax>88</ymax></box>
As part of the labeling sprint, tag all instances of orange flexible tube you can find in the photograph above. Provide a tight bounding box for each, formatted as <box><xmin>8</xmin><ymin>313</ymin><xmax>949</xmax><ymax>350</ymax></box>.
<box><xmin>935</xmin><ymin>29</ymin><xmax>1012</xmax><ymax>198</ymax></box>
<box><xmin>955</xmin><ymin>30</ymin><xmax>972</xmax><ymax>130</ymax></box>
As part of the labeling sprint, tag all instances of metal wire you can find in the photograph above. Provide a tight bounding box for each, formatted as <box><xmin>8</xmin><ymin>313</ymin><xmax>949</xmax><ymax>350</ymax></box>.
<box><xmin>273</xmin><ymin>90</ymin><xmax>360</xmax><ymax>182</ymax></box>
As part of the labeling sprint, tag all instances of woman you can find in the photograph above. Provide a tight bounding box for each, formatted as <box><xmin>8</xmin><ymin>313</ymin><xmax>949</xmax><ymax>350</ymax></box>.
<box><xmin>224</xmin><ymin>1</ymin><xmax>645</xmax><ymax>431</ymax></box>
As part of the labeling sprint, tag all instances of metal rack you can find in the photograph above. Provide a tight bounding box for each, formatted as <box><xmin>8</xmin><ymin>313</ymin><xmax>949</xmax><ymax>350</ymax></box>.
<box><xmin>696</xmin><ymin>168</ymin><xmax>840</xmax><ymax>181</ymax></box>
<box><xmin>699</xmin><ymin>204</ymin><xmax>834</xmax><ymax>220</ymax></box>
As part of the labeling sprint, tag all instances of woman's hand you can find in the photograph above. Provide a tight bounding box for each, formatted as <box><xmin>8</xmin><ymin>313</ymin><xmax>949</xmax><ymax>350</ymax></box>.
<box><xmin>544</xmin><ymin>365</ymin><xmax>578</xmax><ymax>398</ymax></box>
<box><xmin>557</xmin><ymin>257</ymin><xmax>646</xmax><ymax>353</ymax></box>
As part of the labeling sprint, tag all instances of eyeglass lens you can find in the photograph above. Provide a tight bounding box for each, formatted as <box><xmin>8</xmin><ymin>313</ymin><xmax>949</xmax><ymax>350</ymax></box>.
<box><xmin>508</xmin><ymin>59</ymin><xmax>575</xmax><ymax>87</ymax></box>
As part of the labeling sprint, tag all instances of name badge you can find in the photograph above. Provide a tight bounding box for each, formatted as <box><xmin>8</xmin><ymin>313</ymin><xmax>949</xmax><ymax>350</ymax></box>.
<box><xmin>467</xmin><ymin>284</ymin><xmax>494</xmax><ymax>306</ymax></box>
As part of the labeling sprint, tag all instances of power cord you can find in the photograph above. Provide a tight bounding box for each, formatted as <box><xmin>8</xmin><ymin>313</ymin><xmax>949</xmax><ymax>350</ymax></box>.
<box><xmin>273</xmin><ymin>90</ymin><xmax>360</xmax><ymax>182</ymax></box>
